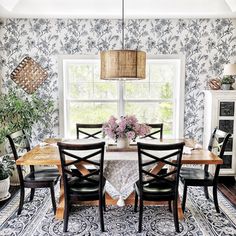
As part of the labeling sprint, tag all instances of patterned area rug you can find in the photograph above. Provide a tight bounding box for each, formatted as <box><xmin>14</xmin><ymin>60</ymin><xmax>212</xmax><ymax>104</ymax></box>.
<box><xmin>0</xmin><ymin>185</ymin><xmax>236</xmax><ymax>236</ymax></box>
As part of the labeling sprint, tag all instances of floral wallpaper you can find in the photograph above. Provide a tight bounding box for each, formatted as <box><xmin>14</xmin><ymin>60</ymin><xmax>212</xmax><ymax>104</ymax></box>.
<box><xmin>0</xmin><ymin>18</ymin><xmax>236</xmax><ymax>143</ymax></box>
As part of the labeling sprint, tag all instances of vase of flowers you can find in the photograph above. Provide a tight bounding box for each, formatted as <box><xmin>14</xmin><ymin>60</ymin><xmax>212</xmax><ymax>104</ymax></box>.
<box><xmin>102</xmin><ymin>115</ymin><xmax>151</xmax><ymax>148</ymax></box>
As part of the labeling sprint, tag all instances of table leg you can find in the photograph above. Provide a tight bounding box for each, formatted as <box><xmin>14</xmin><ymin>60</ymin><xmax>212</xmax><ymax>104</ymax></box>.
<box><xmin>178</xmin><ymin>196</ymin><xmax>184</xmax><ymax>220</ymax></box>
<box><xmin>55</xmin><ymin>165</ymin><xmax>64</xmax><ymax>220</ymax></box>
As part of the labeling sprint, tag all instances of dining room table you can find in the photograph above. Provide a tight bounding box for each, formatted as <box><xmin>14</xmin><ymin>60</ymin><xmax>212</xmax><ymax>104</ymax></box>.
<box><xmin>15</xmin><ymin>138</ymin><xmax>223</xmax><ymax>220</ymax></box>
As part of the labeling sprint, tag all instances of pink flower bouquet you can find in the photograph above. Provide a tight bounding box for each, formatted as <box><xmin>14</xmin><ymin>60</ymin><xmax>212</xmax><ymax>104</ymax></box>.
<box><xmin>102</xmin><ymin>115</ymin><xmax>151</xmax><ymax>141</ymax></box>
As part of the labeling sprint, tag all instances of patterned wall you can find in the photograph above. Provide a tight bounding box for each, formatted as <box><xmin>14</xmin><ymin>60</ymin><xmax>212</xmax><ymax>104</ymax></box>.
<box><xmin>0</xmin><ymin>18</ymin><xmax>236</xmax><ymax>142</ymax></box>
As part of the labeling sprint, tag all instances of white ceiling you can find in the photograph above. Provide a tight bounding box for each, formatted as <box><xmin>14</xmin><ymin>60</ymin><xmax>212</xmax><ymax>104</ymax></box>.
<box><xmin>0</xmin><ymin>0</ymin><xmax>236</xmax><ymax>18</ymax></box>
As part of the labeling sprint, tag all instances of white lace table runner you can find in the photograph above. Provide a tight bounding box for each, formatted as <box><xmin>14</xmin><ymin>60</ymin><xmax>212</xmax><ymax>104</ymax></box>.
<box><xmin>104</xmin><ymin>160</ymin><xmax>139</xmax><ymax>200</ymax></box>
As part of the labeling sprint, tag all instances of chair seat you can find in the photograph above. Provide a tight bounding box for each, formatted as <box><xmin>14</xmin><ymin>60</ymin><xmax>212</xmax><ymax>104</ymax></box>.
<box><xmin>24</xmin><ymin>169</ymin><xmax>60</xmax><ymax>183</ymax></box>
<box><xmin>68</xmin><ymin>176</ymin><xmax>105</xmax><ymax>194</ymax></box>
<box><xmin>70</xmin><ymin>185</ymin><xmax>99</xmax><ymax>193</ymax></box>
<box><xmin>180</xmin><ymin>167</ymin><xmax>214</xmax><ymax>185</ymax></box>
<box><xmin>135</xmin><ymin>180</ymin><xmax>175</xmax><ymax>200</ymax></box>
<box><xmin>68</xmin><ymin>175</ymin><xmax>106</xmax><ymax>200</ymax></box>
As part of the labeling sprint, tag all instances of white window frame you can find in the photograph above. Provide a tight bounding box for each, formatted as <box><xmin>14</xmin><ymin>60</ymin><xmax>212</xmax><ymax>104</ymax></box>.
<box><xmin>58</xmin><ymin>54</ymin><xmax>185</xmax><ymax>139</ymax></box>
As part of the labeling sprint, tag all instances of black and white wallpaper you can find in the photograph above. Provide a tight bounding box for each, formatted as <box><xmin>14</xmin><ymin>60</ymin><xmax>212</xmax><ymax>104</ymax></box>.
<box><xmin>0</xmin><ymin>18</ymin><xmax>236</xmax><ymax>142</ymax></box>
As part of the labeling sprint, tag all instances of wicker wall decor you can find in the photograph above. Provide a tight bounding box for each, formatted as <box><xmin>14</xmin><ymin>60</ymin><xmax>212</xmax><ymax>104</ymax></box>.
<box><xmin>10</xmin><ymin>56</ymin><xmax>48</xmax><ymax>94</ymax></box>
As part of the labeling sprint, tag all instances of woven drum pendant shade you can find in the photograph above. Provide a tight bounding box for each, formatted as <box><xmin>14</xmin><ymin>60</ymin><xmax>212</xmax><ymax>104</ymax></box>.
<box><xmin>100</xmin><ymin>50</ymin><xmax>146</xmax><ymax>80</ymax></box>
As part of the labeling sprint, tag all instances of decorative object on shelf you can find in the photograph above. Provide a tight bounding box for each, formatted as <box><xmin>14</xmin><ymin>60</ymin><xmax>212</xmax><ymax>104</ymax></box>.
<box><xmin>221</xmin><ymin>63</ymin><xmax>236</xmax><ymax>90</ymax></box>
<box><xmin>208</xmin><ymin>78</ymin><xmax>221</xmax><ymax>90</ymax></box>
<box><xmin>100</xmin><ymin>0</ymin><xmax>146</xmax><ymax>80</ymax></box>
<box><xmin>0</xmin><ymin>155</ymin><xmax>15</xmax><ymax>201</ymax></box>
<box><xmin>10</xmin><ymin>56</ymin><xmax>48</xmax><ymax>94</ymax></box>
<box><xmin>221</xmin><ymin>77</ymin><xmax>234</xmax><ymax>90</ymax></box>
<box><xmin>103</xmin><ymin>115</ymin><xmax>150</xmax><ymax>148</ymax></box>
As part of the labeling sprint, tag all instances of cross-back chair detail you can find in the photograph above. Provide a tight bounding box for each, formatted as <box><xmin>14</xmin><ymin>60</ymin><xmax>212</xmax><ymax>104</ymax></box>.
<box><xmin>57</xmin><ymin>141</ymin><xmax>106</xmax><ymax>232</ymax></box>
<box><xmin>140</xmin><ymin>123</ymin><xmax>163</xmax><ymax>139</ymax></box>
<box><xmin>6</xmin><ymin>130</ymin><xmax>32</xmax><ymax>182</ymax></box>
<box><xmin>135</xmin><ymin>141</ymin><xmax>185</xmax><ymax>233</ymax></box>
<box><xmin>76</xmin><ymin>123</ymin><xmax>104</xmax><ymax>139</ymax></box>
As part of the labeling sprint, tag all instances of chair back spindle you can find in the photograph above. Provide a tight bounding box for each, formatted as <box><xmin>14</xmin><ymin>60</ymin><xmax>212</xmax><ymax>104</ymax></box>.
<box><xmin>76</xmin><ymin>123</ymin><xmax>104</xmax><ymax>139</ymax></box>
<box><xmin>6</xmin><ymin>130</ymin><xmax>33</xmax><ymax>184</ymax></box>
<box><xmin>140</xmin><ymin>123</ymin><xmax>163</xmax><ymax>139</ymax></box>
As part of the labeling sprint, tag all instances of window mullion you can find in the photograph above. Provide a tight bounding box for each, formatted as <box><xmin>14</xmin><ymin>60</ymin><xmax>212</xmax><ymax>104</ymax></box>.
<box><xmin>119</xmin><ymin>81</ymin><xmax>124</xmax><ymax>116</ymax></box>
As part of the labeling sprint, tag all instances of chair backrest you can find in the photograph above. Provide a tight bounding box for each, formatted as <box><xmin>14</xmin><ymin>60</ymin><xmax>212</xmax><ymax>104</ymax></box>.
<box><xmin>137</xmin><ymin>141</ymin><xmax>185</xmax><ymax>196</ymax></box>
<box><xmin>208</xmin><ymin>128</ymin><xmax>231</xmax><ymax>158</ymax></box>
<box><xmin>6</xmin><ymin>130</ymin><xmax>32</xmax><ymax>184</ymax></box>
<box><xmin>207</xmin><ymin>127</ymin><xmax>231</xmax><ymax>179</ymax></box>
<box><xmin>57</xmin><ymin>141</ymin><xmax>105</xmax><ymax>198</ymax></box>
<box><xmin>76</xmin><ymin>123</ymin><xmax>104</xmax><ymax>139</ymax></box>
<box><xmin>140</xmin><ymin>123</ymin><xmax>163</xmax><ymax>139</ymax></box>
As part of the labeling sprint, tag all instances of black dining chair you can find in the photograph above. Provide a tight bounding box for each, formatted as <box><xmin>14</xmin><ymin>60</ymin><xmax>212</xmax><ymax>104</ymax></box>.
<box><xmin>134</xmin><ymin>141</ymin><xmax>185</xmax><ymax>233</ymax></box>
<box><xmin>180</xmin><ymin>128</ymin><xmax>231</xmax><ymax>213</ymax></box>
<box><xmin>140</xmin><ymin>123</ymin><xmax>163</xmax><ymax>139</ymax></box>
<box><xmin>57</xmin><ymin>141</ymin><xmax>106</xmax><ymax>232</ymax></box>
<box><xmin>76</xmin><ymin>123</ymin><xmax>104</xmax><ymax>139</ymax></box>
<box><xmin>76</xmin><ymin>123</ymin><xmax>104</xmax><ymax>174</ymax></box>
<box><xmin>6</xmin><ymin>130</ymin><xmax>60</xmax><ymax>215</ymax></box>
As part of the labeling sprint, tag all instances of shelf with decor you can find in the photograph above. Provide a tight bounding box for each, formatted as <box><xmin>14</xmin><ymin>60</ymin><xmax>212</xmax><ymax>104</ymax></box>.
<box><xmin>203</xmin><ymin>90</ymin><xmax>236</xmax><ymax>177</ymax></box>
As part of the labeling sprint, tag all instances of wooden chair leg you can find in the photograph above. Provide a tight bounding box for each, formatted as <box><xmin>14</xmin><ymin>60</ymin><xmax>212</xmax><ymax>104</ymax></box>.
<box><xmin>29</xmin><ymin>188</ymin><xmax>35</xmax><ymax>201</ymax></box>
<box><xmin>63</xmin><ymin>201</ymin><xmax>69</xmax><ymax>232</ymax></box>
<box><xmin>168</xmin><ymin>200</ymin><xmax>172</xmax><ymax>212</ymax></box>
<box><xmin>182</xmin><ymin>184</ymin><xmax>188</xmax><ymax>212</ymax></box>
<box><xmin>50</xmin><ymin>185</ymin><xmax>57</xmax><ymax>215</ymax></box>
<box><xmin>204</xmin><ymin>185</ymin><xmax>209</xmax><ymax>199</ymax></box>
<box><xmin>173</xmin><ymin>199</ymin><xmax>180</xmax><ymax>233</ymax></box>
<box><xmin>99</xmin><ymin>196</ymin><xmax>105</xmax><ymax>232</ymax></box>
<box><xmin>213</xmin><ymin>185</ymin><xmax>220</xmax><ymax>213</ymax></box>
<box><xmin>18</xmin><ymin>187</ymin><xmax>25</xmax><ymax>215</ymax></box>
<box><xmin>134</xmin><ymin>191</ymin><xmax>138</xmax><ymax>212</ymax></box>
<box><xmin>138</xmin><ymin>199</ymin><xmax>143</xmax><ymax>233</ymax></box>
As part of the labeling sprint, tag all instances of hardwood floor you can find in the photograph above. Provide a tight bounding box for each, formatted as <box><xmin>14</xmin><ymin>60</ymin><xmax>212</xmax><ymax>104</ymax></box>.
<box><xmin>218</xmin><ymin>177</ymin><xmax>236</xmax><ymax>207</ymax></box>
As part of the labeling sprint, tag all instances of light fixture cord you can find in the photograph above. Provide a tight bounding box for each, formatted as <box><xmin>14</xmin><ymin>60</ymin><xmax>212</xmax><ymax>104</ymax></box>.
<box><xmin>122</xmin><ymin>0</ymin><xmax>124</xmax><ymax>49</ymax></box>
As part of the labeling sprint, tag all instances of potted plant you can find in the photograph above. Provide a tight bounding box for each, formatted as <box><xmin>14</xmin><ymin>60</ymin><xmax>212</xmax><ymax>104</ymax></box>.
<box><xmin>221</xmin><ymin>76</ymin><xmax>235</xmax><ymax>90</ymax></box>
<box><xmin>0</xmin><ymin>155</ymin><xmax>15</xmax><ymax>200</ymax></box>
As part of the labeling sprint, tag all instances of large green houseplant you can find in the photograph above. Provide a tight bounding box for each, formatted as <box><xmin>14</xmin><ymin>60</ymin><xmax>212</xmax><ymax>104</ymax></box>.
<box><xmin>0</xmin><ymin>88</ymin><xmax>54</xmax><ymax>150</ymax></box>
<box><xmin>0</xmin><ymin>88</ymin><xmax>54</xmax><ymax>186</ymax></box>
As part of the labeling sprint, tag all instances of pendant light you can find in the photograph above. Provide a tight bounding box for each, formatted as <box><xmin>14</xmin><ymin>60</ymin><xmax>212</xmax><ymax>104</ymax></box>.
<box><xmin>100</xmin><ymin>0</ymin><xmax>146</xmax><ymax>80</ymax></box>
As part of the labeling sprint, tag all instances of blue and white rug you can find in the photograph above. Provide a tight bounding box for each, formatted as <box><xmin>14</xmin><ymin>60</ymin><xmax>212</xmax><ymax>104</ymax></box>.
<box><xmin>0</xmin><ymin>185</ymin><xmax>235</xmax><ymax>236</ymax></box>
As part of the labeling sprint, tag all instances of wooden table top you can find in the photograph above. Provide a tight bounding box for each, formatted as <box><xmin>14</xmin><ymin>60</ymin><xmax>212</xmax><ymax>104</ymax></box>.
<box><xmin>16</xmin><ymin>138</ymin><xmax>223</xmax><ymax>166</ymax></box>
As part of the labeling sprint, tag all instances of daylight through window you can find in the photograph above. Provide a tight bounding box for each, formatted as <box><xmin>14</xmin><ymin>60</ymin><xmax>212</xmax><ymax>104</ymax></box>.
<box><xmin>60</xmin><ymin>57</ymin><xmax>184</xmax><ymax>139</ymax></box>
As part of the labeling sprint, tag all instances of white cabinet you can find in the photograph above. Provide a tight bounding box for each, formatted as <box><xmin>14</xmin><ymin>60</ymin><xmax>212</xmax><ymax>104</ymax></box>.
<box><xmin>203</xmin><ymin>90</ymin><xmax>236</xmax><ymax>176</ymax></box>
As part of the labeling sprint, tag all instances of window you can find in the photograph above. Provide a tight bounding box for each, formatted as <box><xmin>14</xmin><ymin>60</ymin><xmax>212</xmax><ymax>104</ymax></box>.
<box><xmin>59</xmin><ymin>56</ymin><xmax>184</xmax><ymax>139</ymax></box>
